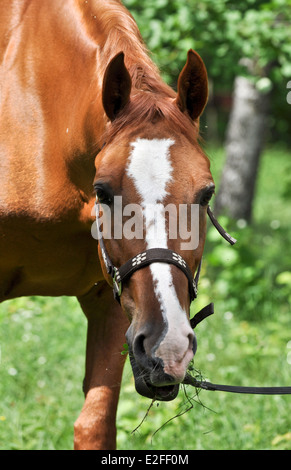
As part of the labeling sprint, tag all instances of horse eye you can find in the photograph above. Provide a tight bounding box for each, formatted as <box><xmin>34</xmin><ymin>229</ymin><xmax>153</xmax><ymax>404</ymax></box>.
<box><xmin>94</xmin><ymin>183</ymin><xmax>113</xmax><ymax>204</ymax></box>
<box><xmin>200</xmin><ymin>187</ymin><xmax>215</xmax><ymax>206</ymax></box>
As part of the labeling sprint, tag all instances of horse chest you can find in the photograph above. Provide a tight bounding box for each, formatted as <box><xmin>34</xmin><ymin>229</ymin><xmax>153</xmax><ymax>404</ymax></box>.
<box><xmin>0</xmin><ymin>213</ymin><xmax>102</xmax><ymax>300</ymax></box>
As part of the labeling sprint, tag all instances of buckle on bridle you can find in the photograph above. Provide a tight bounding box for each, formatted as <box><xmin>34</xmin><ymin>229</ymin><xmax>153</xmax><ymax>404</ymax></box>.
<box><xmin>113</xmin><ymin>268</ymin><xmax>122</xmax><ymax>302</ymax></box>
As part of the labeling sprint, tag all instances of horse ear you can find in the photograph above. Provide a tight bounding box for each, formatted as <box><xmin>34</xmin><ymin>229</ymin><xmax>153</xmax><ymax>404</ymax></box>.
<box><xmin>102</xmin><ymin>52</ymin><xmax>132</xmax><ymax>121</ymax></box>
<box><xmin>176</xmin><ymin>49</ymin><xmax>208</xmax><ymax>121</ymax></box>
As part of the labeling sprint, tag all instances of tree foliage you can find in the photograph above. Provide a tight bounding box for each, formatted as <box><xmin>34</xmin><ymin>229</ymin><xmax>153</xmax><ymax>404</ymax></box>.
<box><xmin>123</xmin><ymin>0</ymin><xmax>291</xmax><ymax>143</ymax></box>
<box><xmin>124</xmin><ymin>0</ymin><xmax>291</xmax><ymax>87</ymax></box>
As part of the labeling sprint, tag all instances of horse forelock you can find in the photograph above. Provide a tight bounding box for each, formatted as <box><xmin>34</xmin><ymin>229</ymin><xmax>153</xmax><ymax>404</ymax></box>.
<box><xmin>103</xmin><ymin>92</ymin><xmax>200</xmax><ymax>147</ymax></box>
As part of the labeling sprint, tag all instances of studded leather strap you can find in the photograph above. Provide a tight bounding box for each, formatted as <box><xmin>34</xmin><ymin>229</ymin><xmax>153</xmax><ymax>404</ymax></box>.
<box><xmin>114</xmin><ymin>247</ymin><xmax>198</xmax><ymax>302</ymax></box>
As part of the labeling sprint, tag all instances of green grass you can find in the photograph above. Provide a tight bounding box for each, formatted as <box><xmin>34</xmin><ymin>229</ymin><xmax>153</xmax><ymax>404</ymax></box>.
<box><xmin>0</xmin><ymin>297</ymin><xmax>86</xmax><ymax>450</ymax></box>
<box><xmin>1</xmin><ymin>145</ymin><xmax>290</xmax><ymax>450</ymax></box>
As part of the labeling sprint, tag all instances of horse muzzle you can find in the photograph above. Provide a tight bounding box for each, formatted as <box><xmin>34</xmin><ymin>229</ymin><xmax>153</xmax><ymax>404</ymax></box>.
<box><xmin>125</xmin><ymin>324</ymin><xmax>197</xmax><ymax>402</ymax></box>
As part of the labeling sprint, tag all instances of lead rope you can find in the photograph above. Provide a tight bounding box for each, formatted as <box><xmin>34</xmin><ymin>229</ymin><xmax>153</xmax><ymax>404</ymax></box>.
<box><xmin>183</xmin><ymin>374</ymin><xmax>291</xmax><ymax>395</ymax></box>
<box><xmin>187</xmin><ymin>207</ymin><xmax>291</xmax><ymax>395</ymax></box>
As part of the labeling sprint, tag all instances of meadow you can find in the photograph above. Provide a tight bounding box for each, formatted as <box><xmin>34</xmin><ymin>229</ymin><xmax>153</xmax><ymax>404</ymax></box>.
<box><xmin>0</xmin><ymin>145</ymin><xmax>290</xmax><ymax>450</ymax></box>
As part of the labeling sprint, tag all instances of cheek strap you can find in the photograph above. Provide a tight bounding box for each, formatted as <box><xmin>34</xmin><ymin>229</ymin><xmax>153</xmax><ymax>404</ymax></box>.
<box><xmin>207</xmin><ymin>206</ymin><xmax>237</xmax><ymax>245</ymax></box>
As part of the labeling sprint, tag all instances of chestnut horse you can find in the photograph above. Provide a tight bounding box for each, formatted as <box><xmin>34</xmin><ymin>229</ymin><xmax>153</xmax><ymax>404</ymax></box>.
<box><xmin>0</xmin><ymin>0</ymin><xmax>213</xmax><ymax>449</ymax></box>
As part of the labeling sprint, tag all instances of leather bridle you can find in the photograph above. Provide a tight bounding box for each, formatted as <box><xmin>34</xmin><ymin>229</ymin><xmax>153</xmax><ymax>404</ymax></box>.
<box><xmin>95</xmin><ymin>198</ymin><xmax>234</xmax><ymax>310</ymax></box>
<box><xmin>94</xmin><ymin>198</ymin><xmax>291</xmax><ymax>396</ymax></box>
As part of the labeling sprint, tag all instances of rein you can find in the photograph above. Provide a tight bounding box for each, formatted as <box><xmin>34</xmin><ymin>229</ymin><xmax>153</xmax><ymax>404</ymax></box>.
<box><xmin>183</xmin><ymin>375</ymin><xmax>291</xmax><ymax>395</ymax></box>
<box><xmin>186</xmin><ymin>303</ymin><xmax>291</xmax><ymax>395</ymax></box>
<box><xmin>95</xmin><ymin>199</ymin><xmax>291</xmax><ymax>396</ymax></box>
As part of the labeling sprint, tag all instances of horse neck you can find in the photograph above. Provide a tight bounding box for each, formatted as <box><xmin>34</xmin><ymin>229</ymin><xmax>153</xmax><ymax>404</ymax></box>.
<box><xmin>4</xmin><ymin>0</ymin><xmax>174</xmax><ymax>197</ymax></box>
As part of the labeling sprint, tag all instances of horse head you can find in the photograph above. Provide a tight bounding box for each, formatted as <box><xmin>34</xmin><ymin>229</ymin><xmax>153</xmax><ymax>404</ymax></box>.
<box><xmin>94</xmin><ymin>50</ymin><xmax>214</xmax><ymax>401</ymax></box>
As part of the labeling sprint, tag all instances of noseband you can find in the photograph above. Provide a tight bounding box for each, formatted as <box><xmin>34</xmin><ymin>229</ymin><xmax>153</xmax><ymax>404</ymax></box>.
<box><xmin>95</xmin><ymin>198</ymin><xmax>235</xmax><ymax>305</ymax></box>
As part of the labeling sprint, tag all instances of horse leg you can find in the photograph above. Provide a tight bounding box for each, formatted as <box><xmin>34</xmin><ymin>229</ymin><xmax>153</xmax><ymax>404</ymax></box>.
<box><xmin>74</xmin><ymin>282</ymin><xmax>129</xmax><ymax>450</ymax></box>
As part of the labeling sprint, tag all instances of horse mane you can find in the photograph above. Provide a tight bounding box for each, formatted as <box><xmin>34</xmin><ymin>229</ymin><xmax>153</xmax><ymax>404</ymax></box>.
<box><xmin>76</xmin><ymin>0</ymin><xmax>199</xmax><ymax>145</ymax></box>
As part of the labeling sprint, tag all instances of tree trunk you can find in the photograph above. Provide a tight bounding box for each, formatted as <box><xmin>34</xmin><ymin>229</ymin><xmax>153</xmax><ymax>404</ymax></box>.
<box><xmin>215</xmin><ymin>74</ymin><xmax>270</xmax><ymax>221</ymax></box>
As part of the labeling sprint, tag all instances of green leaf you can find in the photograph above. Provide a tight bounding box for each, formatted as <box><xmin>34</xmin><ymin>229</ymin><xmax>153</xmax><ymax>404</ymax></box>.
<box><xmin>121</xmin><ymin>343</ymin><xmax>129</xmax><ymax>356</ymax></box>
<box><xmin>276</xmin><ymin>271</ymin><xmax>291</xmax><ymax>286</ymax></box>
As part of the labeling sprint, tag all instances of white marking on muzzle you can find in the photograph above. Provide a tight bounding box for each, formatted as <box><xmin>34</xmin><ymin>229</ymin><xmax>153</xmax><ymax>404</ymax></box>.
<box><xmin>126</xmin><ymin>138</ymin><xmax>194</xmax><ymax>380</ymax></box>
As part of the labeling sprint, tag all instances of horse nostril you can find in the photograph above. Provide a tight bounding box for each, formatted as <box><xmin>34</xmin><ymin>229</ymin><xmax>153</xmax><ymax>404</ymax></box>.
<box><xmin>134</xmin><ymin>334</ymin><xmax>146</xmax><ymax>356</ymax></box>
<box><xmin>186</xmin><ymin>330</ymin><xmax>195</xmax><ymax>350</ymax></box>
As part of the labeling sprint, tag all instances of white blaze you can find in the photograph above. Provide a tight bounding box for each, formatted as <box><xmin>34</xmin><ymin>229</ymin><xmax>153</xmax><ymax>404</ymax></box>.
<box><xmin>126</xmin><ymin>138</ymin><xmax>193</xmax><ymax>377</ymax></box>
